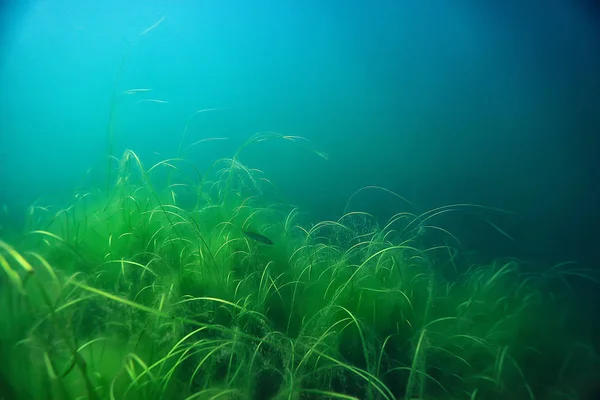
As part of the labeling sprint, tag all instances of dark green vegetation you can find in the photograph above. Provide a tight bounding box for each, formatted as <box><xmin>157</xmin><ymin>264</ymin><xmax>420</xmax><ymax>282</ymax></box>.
<box><xmin>0</xmin><ymin>133</ymin><xmax>598</xmax><ymax>400</ymax></box>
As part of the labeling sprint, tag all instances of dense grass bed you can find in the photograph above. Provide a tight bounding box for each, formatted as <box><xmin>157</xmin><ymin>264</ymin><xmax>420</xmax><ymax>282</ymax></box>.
<box><xmin>0</xmin><ymin>133</ymin><xmax>598</xmax><ymax>399</ymax></box>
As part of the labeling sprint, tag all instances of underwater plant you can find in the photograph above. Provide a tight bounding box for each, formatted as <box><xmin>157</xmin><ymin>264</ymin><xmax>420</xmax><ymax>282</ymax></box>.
<box><xmin>0</xmin><ymin>132</ymin><xmax>598</xmax><ymax>400</ymax></box>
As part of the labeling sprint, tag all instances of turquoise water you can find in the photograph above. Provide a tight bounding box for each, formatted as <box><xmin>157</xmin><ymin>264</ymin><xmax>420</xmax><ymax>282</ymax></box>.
<box><xmin>1</xmin><ymin>1</ymin><xmax>599</xmax><ymax>399</ymax></box>
<box><xmin>1</xmin><ymin>1</ymin><xmax>598</xmax><ymax>264</ymax></box>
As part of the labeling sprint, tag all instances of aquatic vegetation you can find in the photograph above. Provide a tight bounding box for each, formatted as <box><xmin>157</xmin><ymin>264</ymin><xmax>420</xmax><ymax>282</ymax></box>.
<box><xmin>0</xmin><ymin>135</ymin><xmax>598</xmax><ymax>400</ymax></box>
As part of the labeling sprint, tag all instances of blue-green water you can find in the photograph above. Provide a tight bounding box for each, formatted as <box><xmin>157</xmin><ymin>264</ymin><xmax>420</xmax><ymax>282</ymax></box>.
<box><xmin>2</xmin><ymin>1</ymin><xmax>598</xmax><ymax>266</ymax></box>
<box><xmin>1</xmin><ymin>2</ymin><xmax>599</xmax><ymax>398</ymax></box>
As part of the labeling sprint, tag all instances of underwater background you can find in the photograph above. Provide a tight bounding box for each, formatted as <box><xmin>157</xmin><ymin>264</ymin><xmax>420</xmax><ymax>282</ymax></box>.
<box><xmin>1</xmin><ymin>1</ymin><xmax>599</xmax><ymax>399</ymax></box>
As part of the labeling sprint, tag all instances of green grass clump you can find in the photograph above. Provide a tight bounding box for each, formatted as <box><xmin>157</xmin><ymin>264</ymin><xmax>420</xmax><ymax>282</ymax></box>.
<box><xmin>0</xmin><ymin>134</ymin><xmax>598</xmax><ymax>400</ymax></box>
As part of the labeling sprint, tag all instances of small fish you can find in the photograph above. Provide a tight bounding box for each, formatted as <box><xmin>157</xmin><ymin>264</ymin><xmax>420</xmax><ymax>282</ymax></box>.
<box><xmin>122</xmin><ymin>88</ymin><xmax>153</xmax><ymax>95</ymax></box>
<box><xmin>243</xmin><ymin>230</ymin><xmax>274</xmax><ymax>245</ymax></box>
<box><xmin>136</xmin><ymin>99</ymin><xmax>169</xmax><ymax>104</ymax></box>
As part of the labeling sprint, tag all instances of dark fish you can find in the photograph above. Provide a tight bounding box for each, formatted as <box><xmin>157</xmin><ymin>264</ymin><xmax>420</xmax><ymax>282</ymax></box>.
<box><xmin>243</xmin><ymin>230</ymin><xmax>274</xmax><ymax>245</ymax></box>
